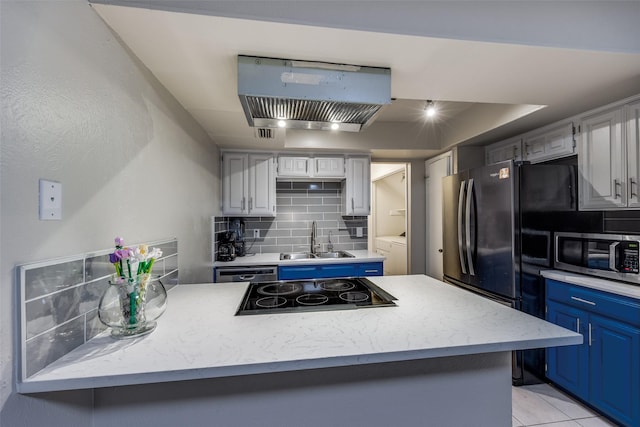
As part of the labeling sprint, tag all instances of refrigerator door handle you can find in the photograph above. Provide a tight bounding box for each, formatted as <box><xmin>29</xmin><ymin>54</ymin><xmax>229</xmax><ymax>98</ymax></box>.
<box><xmin>458</xmin><ymin>181</ymin><xmax>467</xmax><ymax>274</ymax></box>
<box><xmin>466</xmin><ymin>178</ymin><xmax>475</xmax><ymax>276</ymax></box>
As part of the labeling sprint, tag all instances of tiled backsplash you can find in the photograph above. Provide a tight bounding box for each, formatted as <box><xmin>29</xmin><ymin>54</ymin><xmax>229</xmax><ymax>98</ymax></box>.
<box><xmin>18</xmin><ymin>238</ymin><xmax>179</xmax><ymax>380</ymax></box>
<box><xmin>212</xmin><ymin>181</ymin><xmax>368</xmax><ymax>259</ymax></box>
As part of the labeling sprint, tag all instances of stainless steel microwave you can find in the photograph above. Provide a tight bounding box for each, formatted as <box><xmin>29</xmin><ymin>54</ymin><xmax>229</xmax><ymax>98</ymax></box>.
<box><xmin>555</xmin><ymin>232</ymin><xmax>640</xmax><ymax>284</ymax></box>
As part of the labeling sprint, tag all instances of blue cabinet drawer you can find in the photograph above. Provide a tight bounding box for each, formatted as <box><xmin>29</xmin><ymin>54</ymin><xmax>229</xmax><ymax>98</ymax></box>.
<box><xmin>357</xmin><ymin>262</ymin><xmax>383</xmax><ymax>276</ymax></box>
<box><xmin>278</xmin><ymin>262</ymin><xmax>383</xmax><ymax>280</ymax></box>
<box><xmin>546</xmin><ymin>279</ymin><xmax>640</xmax><ymax>327</ymax></box>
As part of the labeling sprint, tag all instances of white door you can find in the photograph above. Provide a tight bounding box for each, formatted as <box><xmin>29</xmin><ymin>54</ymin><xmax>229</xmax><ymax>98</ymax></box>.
<box><xmin>579</xmin><ymin>108</ymin><xmax>625</xmax><ymax>209</ymax></box>
<box><xmin>627</xmin><ymin>101</ymin><xmax>640</xmax><ymax>208</ymax></box>
<box><xmin>425</xmin><ymin>153</ymin><xmax>451</xmax><ymax>280</ymax></box>
<box><xmin>345</xmin><ymin>157</ymin><xmax>370</xmax><ymax>215</ymax></box>
<box><xmin>222</xmin><ymin>153</ymin><xmax>247</xmax><ymax>215</ymax></box>
<box><xmin>248</xmin><ymin>154</ymin><xmax>275</xmax><ymax>216</ymax></box>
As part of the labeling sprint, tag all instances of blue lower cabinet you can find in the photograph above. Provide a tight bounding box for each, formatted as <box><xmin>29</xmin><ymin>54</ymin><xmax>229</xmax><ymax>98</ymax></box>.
<box><xmin>546</xmin><ymin>279</ymin><xmax>640</xmax><ymax>427</ymax></box>
<box><xmin>546</xmin><ymin>300</ymin><xmax>589</xmax><ymax>400</ymax></box>
<box><xmin>590</xmin><ymin>314</ymin><xmax>640</xmax><ymax>427</ymax></box>
<box><xmin>278</xmin><ymin>262</ymin><xmax>383</xmax><ymax>280</ymax></box>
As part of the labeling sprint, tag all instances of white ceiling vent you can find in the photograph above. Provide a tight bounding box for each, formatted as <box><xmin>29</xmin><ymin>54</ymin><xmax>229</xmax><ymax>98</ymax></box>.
<box><xmin>238</xmin><ymin>55</ymin><xmax>391</xmax><ymax>132</ymax></box>
<box><xmin>254</xmin><ymin>127</ymin><xmax>275</xmax><ymax>139</ymax></box>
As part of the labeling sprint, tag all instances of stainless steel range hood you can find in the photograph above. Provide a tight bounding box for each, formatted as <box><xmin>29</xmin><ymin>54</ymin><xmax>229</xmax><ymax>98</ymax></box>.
<box><xmin>237</xmin><ymin>55</ymin><xmax>391</xmax><ymax>132</ymax></box>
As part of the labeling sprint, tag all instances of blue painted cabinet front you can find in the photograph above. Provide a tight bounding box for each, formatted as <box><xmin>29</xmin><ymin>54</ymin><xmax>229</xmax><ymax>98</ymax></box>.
<box><xmin>278</xmin><ymin>262</ymin><xmax>383</xmax><ymax>280</ymax></box>
<box><xmin>545</xmin><ymin>300</ymin><xmax>589</xmax><ymax>400</ymax></box>
<box><xmin>590</xmin><ymin>313</ymin><xmax>640</xmax><ymax>427</ymax></box>
<box><xmin>545</xmin><ymin>279</ymin><xmax>640</xmax><ymax>427</ymax></box>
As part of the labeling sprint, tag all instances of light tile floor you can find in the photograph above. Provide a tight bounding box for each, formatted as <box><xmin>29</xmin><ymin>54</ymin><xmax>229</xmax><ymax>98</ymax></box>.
<box><xmin>512</xmin><ymin>383</ymin><xmax>619</xmax><ymax>427</ymax></box>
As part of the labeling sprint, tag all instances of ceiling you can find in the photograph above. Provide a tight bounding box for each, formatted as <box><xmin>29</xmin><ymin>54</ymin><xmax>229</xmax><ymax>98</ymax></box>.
<box><xmin>90</xmin><ymin>1</ymin><xmax>640</xmax><ymax>160</ymax></box>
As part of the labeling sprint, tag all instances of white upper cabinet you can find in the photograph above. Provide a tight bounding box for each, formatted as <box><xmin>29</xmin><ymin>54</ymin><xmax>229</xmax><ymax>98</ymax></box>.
<box><xmin>485</xmin><ymin>137</ymin><xmax>523</xmax><ymax>165</ymax></box>
<box><xmin>578</xmin><ymin>106</ymin><xmax>627</xmax><ymax>209</ymax></box>
<box><xmin>522</xmin><ymin>122</ymin><xmax>575</xmax><ymax>163</ymax></box>
<box><xmin>222</xmin><ymin>152</ymin><xmax>276</xmax><ymax>216</ymax></box>
<box><xmin>627</xmin><ymin>101</ymin><xmax>640</xmax><ymax>208</ymax></box>
<box><xmin>342</xmin><ymin>156</ymin><xmax>370</xmax><ymax>215</ymax></box>
<box><xmin>314</xmin><ymin>156</ymin><xmax>345</xmax><ymax>178</ymax></box>
<box><xmin>277</xmin><ymin>156</ymin><xmax>311</xmax><ymax>178</ymax></box>
<box><xmin>277</xmin><ymin>155</ymin><xmax>345</xmax><ymax>179</ymax></box>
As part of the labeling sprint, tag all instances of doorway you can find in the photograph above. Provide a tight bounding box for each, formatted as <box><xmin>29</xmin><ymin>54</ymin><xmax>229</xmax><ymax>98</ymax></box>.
<box><xmin>370</xmin><ymin>163</ymin><xmax>410</xmax><ymax>275</ymax></box>
<box><xmin>424</xmin><ymin>152</ymin><xmax>452</xmax><ymax>280</ymax></box>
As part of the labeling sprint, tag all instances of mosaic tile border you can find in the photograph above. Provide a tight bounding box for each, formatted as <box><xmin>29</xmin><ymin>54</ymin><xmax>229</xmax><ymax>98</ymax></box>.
<box><xmin>17</xmin><ymin>238</ymin><xmax>179</xmax><ymax>382</ymax></box>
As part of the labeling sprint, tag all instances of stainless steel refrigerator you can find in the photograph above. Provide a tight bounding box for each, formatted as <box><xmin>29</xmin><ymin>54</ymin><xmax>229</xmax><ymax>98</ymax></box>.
<box><xmin>442</xmin><ymin>159</ymin><xmax>602</xmax><ymax>385</ymax></box>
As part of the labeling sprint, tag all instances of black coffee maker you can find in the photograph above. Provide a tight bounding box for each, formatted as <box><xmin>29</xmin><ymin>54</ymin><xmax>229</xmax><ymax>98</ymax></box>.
<box><xmin>217</xmin><ymin>231</ymin><xmax>236</xmax><ymax>262</ymax></box>
<box><xmin>230</xmin><ymin>218</ymin><xmax>246</xmax><ymax>257</ymax></box>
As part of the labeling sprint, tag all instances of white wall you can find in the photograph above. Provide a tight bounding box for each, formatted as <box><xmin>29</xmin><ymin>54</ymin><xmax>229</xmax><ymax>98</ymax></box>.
<box><xmin>0</xmin><ymin>1</ymin><xmax>220</xmax><ymax>424</ymax></box>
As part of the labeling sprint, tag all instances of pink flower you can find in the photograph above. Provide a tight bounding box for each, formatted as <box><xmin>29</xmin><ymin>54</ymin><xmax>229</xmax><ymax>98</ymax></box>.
<box><xmin>114</xmin><ymin>236</ymin><xmax>124</xmax><ymax>247</ymax></box>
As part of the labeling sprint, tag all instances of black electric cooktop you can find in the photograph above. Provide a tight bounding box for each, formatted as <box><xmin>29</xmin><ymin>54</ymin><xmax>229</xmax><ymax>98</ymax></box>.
<box><xmin>236</xmin><ymin>277</ymin><xmax>397</xmax><ymax>315</ymax></box>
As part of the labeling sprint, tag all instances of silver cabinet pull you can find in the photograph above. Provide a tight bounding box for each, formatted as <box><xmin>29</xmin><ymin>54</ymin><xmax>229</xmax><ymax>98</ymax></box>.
<box><xmin>351</xmin><ymin>197</ymin><xmax>355</xmax><ymax>211</ymax></box>
<box><xmin>238</xmin><ymin>275</ymin><xmax>256</xmax><ymax>280</ymax></box>
<box><xmin>457</xmin><ymin>181</ymin><xmax>467</xmax><ymax>274</ymax></box>
<box><xmin>614</xmin><ymin>179</ymin><xmax>622</xmax><ymax>198</ymax></box>
<box><xmin>248</xmin><ymin>197</ymin><xmax>253</xmax><ymax>212</ymax></box>
<box><xmin>588</xmin><ymin>323</ymin><xmax>592</xmax><ymax>346</ymax></box>
<box><xmin>576</xmin><ymin>318</ymin><xmax>580</xmax><ymax>333</ymax></box>
<box><xmin>242</xmin><ymin>197</ymin><xmax>246</xmax><ymax>211</ymax></box>
<box><xmin>571</xmin><ymin>296</ymin><xmax>596</xmax><ymax>306</ymax></box>
<box><xmin>630</xmin><ymin>177</ymin><xmax>638</xmax><ymax>198</ymax></box>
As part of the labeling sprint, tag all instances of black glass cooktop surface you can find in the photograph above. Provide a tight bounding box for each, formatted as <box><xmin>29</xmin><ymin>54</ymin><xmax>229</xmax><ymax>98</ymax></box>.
<box><xmin>236</xmin><ymin>277</ymin><xmax>397</xmax><ymax>315</ymax></box>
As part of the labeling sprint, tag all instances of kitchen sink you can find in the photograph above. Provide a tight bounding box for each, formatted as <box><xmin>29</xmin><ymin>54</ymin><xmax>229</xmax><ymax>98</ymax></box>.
<box><xmin>313</xmin><ymin>251</ymin><xmax>355</xmax><ymax>259</ymax></box>
<box><xmin>279</xmin><ymin>252</ymin><xmax>315</xmax><ymax>260</ymax></box>
<box><xmin>279</xmin><ymin>251</ymin><xmax>355</xmax><ymax>260</ymax></box>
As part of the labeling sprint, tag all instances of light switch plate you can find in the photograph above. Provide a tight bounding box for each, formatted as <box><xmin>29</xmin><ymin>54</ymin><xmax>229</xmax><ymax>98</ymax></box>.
<box><xmin>39</xmin><ymin>179</ymin><xmax>62</xmax><ymax>220</ymax></box>
<box><xmin>253</xmin><ymin>229</ymin><xmax>260</xmax><ymax>238</ymax></box>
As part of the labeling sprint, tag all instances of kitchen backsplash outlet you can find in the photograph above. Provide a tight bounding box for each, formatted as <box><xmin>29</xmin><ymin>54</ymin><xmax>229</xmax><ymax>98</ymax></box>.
<box><xmin>17</xmin><ymin>238</ymin><xmax>179</xmax><ymax>381</ymax></box>
<box><xmin>212</xmin><ymin>181</ymin><xmax>368</xmax><ymax>259</ymax></box>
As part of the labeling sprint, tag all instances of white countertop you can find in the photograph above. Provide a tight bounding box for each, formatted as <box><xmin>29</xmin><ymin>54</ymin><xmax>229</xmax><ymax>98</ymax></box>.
<box><xmin>213</xmin><ymin>249</ymin><xmax>384</xmax><ymax>267</ymax></box>
<box><xmin>541</xmin><ymin>270</ymin><xmax>640</xmax><ymax>300</ymax></box>
<box><xmin>19</xmin><ymin>275</ymin><xmax>582</xmax><ymax>393</ymax></box>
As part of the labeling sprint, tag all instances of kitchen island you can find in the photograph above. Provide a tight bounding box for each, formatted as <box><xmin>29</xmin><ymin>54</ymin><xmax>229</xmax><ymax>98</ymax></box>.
<box><xmin>19</xmin><ymin>275</ymin><xmax>581</xmax><ymax>427</ymax></box>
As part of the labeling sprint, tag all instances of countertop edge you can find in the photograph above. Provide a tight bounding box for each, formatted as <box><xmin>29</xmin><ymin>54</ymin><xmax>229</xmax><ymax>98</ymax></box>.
<box><xmin>541</xmin><ymin>269</ymin><xmax>640</xmax><ymax>300</ymax></box>
<box><xmin>18</xmin><ymin>334</ymin><xmax>581</xmax><ymax>394</ymax></box>
<box><xmin>212</xmin><ymin>250</ymin><xmax>384</xmax><ymax>267</ymax></box>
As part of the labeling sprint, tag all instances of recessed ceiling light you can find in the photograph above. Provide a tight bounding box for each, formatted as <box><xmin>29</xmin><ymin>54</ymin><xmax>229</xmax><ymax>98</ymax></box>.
<box><xmin>330</xmin><ymin>123</ymin><xmax>339</xmax><ymax>130</ymax></box>
<box><xmin>277</xmin><ymin>120</ymin><xmax>286</xmax><ymax>128</ymax></box>
<box><xmin>425</xmin><ymin>100</ymin><xmax>437</xmax><ymax>118</ymax></box>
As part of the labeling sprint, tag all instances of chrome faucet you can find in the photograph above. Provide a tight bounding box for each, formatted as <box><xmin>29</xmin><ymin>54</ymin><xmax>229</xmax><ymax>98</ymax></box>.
<box><xmin>327</xmin><ymin>231</ymin><xmax>334</xmax><ymax>253</ymax></box>
<box><xmin>310</xmin><ymin>221</ymin><xmax>320</xmax><ymax>254</ymax></box>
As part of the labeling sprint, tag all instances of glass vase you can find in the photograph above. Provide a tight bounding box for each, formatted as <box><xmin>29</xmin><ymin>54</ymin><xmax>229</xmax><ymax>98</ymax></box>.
<box><xmin>98</xmin><ymin>273</ymin><xmax>167</xmax><ymax>339</ymax></box>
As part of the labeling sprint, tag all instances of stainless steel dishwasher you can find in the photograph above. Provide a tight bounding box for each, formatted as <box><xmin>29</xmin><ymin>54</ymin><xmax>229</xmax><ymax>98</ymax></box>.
<box><xmin>214</xmin><ymin>265</ymin><xmax>278</xmax><ymax>283</ymax></box>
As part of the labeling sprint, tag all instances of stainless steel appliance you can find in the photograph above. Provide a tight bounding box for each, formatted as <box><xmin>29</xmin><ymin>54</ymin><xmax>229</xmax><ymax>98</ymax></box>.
<box><xmin>555</xmin><ymin>232</ymin><xmax>640</xmax><ymax>284</ymax></box>
<box><xmin>442</xmin><ymin>160</ymin><xmax>602</xmax><ymax>385</ymax></box>
<box><xmin>236</xmin><ymin>277</ymin><xmax>396</xmax><ymax>315</ymax></box>
<box><xmin>215</xmin><ymin>266</ymin><xmax>278</xmax><ymax>283</ymax></box>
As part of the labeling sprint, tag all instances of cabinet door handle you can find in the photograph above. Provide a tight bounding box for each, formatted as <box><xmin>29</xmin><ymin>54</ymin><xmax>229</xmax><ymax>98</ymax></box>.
<box><xmin>576</xmin><ymin>317</ymin><xmax>580</xmax><ymax>334</ymax></box>
<box><xmin>242</xmin><ymin>197</ymin><xmax>246</xmax><ymax>211</ymax></box>
<box><xmin>571</xmin><ymin>296</ymin><xmax>596</xmax><ymax>306</ymax></box>
<box><xmin>351</xmin><ymin>198</ymin><xmax>355</xmax><ymax>211</ymax></box>
<box><xmin>630</xmin><ymin>177</ymin><xmax>637</xmax><ymax>199</ymax></box>
<box><xmin>248</xmin><ymin>197</ymin><xmax>253</xmax><ymax>212</ymax></box>
<box><xmin>364</xmin><ymin>269</ymin><xmax>379</xmax><ymax>273</ymax></box>
<box><xmin>588</xmin><ymin>323</ymin><xmax>592</xmax><ymax>346</ymax></box>
<box><xmin>614</xmin><ymin>179</ymin><xmax>622</xmax><ymax>198</ymax></box>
